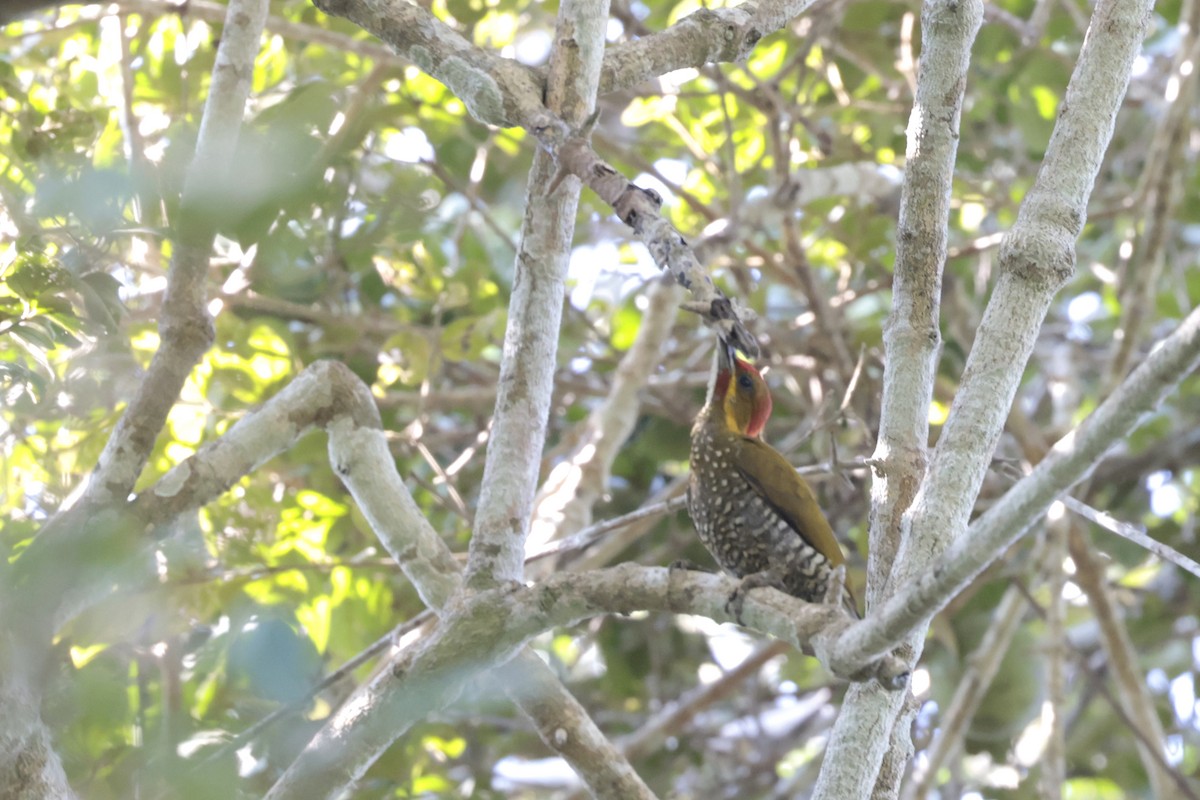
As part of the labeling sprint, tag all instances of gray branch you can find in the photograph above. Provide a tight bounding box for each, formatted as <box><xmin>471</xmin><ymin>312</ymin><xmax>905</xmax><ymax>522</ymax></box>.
<box><xmin>85</xmin><ymin>0</ymin><xmax>268</xmax><ymax>502</ymax></box>
<box><xmin>464</xmin><ymin>0</ymin><xmax>608</xmax><ymax>588</ymax></box>
<box><xmin>815</xmin><ymin>0</ymin><xmax>984</xmax><ymax>793</ymax></box>
<box><xmin>311</xmin><ymin>0</ymin><xmax>764</xmax><ymax>355</ymax></box>
<box><xmin>528</xmin><ymin>280</ymin><xmax>681</xmax><ymax>557</ymax></box>
<box><xmin>828</xmin><ymin>304</ymin><xmax>1200</xmax><ymax>674</ymax></box>
<box><xmin>820</xmin><ymin>0</ymin><xmax>1159</xmax><ymax>791</ymax></box>
<box><xmin>266</xmin><ymin>564</ymin><xmax>907</xmax><ymax>799</ymax></box>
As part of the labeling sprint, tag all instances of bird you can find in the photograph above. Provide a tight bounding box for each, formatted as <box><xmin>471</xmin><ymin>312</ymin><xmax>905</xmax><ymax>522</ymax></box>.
<box><xmin>687</xmin><ymin>336</ymin><xmax>859</xmax><ymax>620</ymax></box>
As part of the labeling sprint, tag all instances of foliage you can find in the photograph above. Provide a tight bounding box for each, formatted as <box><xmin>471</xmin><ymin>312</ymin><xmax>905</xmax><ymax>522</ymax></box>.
<box><xmin>1</xmin><ymin>0</ymin><xmax>1198</xmax><ymax>797</ymax></box>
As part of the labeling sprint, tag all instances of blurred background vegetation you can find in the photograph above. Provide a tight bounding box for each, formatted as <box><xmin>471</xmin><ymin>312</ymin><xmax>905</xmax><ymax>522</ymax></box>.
<box><xmin>1</xmin><ymin>0</ymin><xmax>1198</xmax><ymax>796</ymax></box>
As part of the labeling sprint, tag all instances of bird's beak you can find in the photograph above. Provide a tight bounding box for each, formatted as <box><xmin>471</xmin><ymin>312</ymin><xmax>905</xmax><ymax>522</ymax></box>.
<box><xmin>717</xmin><ymin>336</ymin><xmax>737</xmax><ymax>371</ymax></box>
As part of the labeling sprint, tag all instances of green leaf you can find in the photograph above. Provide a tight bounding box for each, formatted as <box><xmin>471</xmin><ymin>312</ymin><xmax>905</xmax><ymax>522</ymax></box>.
<box><xmin>440</xmin><ymin>308</ymin><xmax>503</xmax><ymax>362</ymax></box>
<box><xmin>1030</xmin><ymin>84</ymin><xmax>1059</xmax><ymax>119</ymax></box>
<box><xmin>5</xmin><ymin>254</ymin><xmax>69</xmax><ymax>300</ymax></box>
<box><xmin>0</xmin><ymin>360</ymin><xmax>46</xmax><ymax>403</ymax></box>
<box><xmin>10</xmin><ymin>319</ymin><xmax>56</xmax><ymax>350</ymax></box>
<box><xmin>611</xmin><ymin>302</ymin><xmax>642</xmax><ymax>351</ymax></box>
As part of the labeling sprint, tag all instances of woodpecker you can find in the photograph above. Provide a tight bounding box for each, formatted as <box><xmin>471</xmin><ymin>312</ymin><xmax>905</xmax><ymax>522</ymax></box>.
<box><xmin>687</xmin><ymin>337</ymin><xmax>859</xmax><ymax>619</ymax></box>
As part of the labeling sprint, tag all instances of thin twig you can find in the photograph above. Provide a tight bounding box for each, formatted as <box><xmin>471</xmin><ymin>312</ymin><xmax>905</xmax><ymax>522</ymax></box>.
<box><xmin>1012</xmin><ymin>570</ymin><xmax>1197</xmax><ymax>800</ymax></box>
<box><xmin>526</xmin><ymin>496</ymin><xmax>690</xmax><ymax>563</ymax></box>
<box><xmin>414</xmin><ymin>441</ymin><xmax>472</xmax><ymax>523</ymax></box>
<box><xmin>901</xmin><ymin>571</ymin><xmax>1034</xmax><ymax>800</ymax></box>
<box><xmin>1040</xmin><ymin>522</ymin><xmax>1068</xmax><ymax>798</ymax></box>
<box><xmin>620</xmin><ymin>641</ymin><xmax>791</xmax><ymax>761</ymax></box>
<box><xmin>830</xmin><ymin>303</ymin><xmax>1200</xmax><ymax>676</ymax></box>
<box><xmin>994</xmin><ymin>459</ymin><xmax>1200</xmax><ymax>582</ymax></box>
<box><xmin>1061</xmin><ymin>495</ymin><xmax>1200</xmax><ymax>580</ymax></box>
<box><xmin>530</xmin><ymin>279</ymin><xmax>681</xmax><ymax>552</ymax></box>
<box><xmin>193</xmin><ymin>612</ymin><xmax>434</xmax><ymax>769</ymax></box>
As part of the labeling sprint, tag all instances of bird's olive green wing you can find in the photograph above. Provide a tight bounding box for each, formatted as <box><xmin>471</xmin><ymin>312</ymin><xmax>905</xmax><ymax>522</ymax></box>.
<box><xmin>733</xmin><ymin>436</ymin><xmax>845</xmax><ymax>566</ymax></box>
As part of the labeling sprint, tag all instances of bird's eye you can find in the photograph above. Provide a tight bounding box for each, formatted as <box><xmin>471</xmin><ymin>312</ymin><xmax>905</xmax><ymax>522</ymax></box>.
<box><xmin>737</xmin><ymin>374</ymin><xmax>753</xmax><ymax>390</ymax></box>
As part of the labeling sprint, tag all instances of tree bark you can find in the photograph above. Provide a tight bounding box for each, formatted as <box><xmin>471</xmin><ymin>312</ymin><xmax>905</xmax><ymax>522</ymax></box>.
<box><xmin>819</xmin><ymin>0</ymin><xmax>1155</xmax><ymax>791</ymax></box>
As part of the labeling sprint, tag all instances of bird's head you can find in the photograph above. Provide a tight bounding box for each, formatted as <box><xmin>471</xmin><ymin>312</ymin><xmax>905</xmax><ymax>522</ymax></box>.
<box><xmin>712</xmin><ymin>338</ymin><xmax>772</xmax><ymax>438</ymax></box>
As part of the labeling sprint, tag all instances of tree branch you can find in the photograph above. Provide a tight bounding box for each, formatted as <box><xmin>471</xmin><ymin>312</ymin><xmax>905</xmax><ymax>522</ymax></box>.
<box><xmin>263</xmin><ymin>561</ymin><xmax>904</xmax><ymax>798</ymax></box>
<box><xmin>1106</xmin><ymin>0</ymin><xmax>1200</xmax><ymax>389</ymax></box>
<box><xmin>902</xmin><ymin>567</ymin><xmax>1036</xmax><ymax>800</ymax></box>
<box><xmin>290</xmin><ymin>5</ymin><xmax>653</xmax><ymax>792</ymax></box>
<box><xmin>597</xmin><ymin>1</ymin><xmax>807</xmax><ymax>95</ymax></box>
<box><xmin>15</xmin><ymin>355</ymin><xmax>654</xmax><ymax>799</ymax></box>
<box><xmin>464</xmin><ymin>0</ymin><xmax>608</xmax><ymax>590</ymax></box>
<box><xmin>529</xmin><ymin>279</ymin><xmax>681</xmax><ymax>556</ymax></box>
<box><xmin>828</xmin><ymin>303</ymin><xmax>1200</xmax><ymax>673</ymax></box>
<box><xmin>1068</xmin><ymin>527</ymin><xmax>1177</xmax><ymax>799</ymax></box>
<box><xmin>310</xmin><ymin>373</ymin><xmax>659</xmax><ymax>797</ymax></box>
<box><xmin>816</xmin><ymin>0</ymin><xmax>983</xmax><ymax>792</ymax></box>
<box><xmin>503</xmin><ymin>649</ymin><xmax>658</xmax><ymax>800</ymax></box>
<box><xmin>895</xmin><ymin>0</ymin><xmax>1152</xmax><ymax>586</ymax></box>
<box><xmin>85</xmin><ymin>0</ymin><xmax>268</xmax><ymax>503</ymax></box>
<box><xmin>566</xmin><ymin>476</ymin><xmax>690</xmax><ymax>571</ymax></box>
<box><xmin>278</xmin><ymin>562</ymin><xmax>909</xmax><ymax>797</ymax></box>
<box><xmin>311</xmin><ymin>0</ymin><xmax>760</xmax><ymax>356</ymax></box>
<box><xmin>527</xmin><ymin>494</ymin><xmax>690</xmax><ymax>565</ymax></box>
<box><xmin>144</xmin><ymin>359</ymin><xmax>656</xmax><ymax>797</ymax></box>
<box><xmin>310</xmin><ymin>0</ymin><xmax>544</xmax><ymax>128</ymax></box>
<box><xmin>867</xmin><ymin>0</ymin><xmax>982</xmax><ymax>598</ymax></box>
<box><xmin>0</xmin><ymin>619</ymin><xmax>76</xmax><ymax>798</ymax></box>
<box><xmin>13</xmin><ymin>361</ymin><xmax>386</xmax><ymax>633</ymax></box>
<box><xmin>820</xmin><ymin>0</ymin><xmax>1155</xmax><ymax>792</ymax></box>
<box><xmin>1060</xmin><ymin>494</ymin><xmax>1200</xmax><ymax>580</ymax></box>
<box><xmin>1040</xmin><ymin>523</ymin><xmax>1068</xmax><ymax>798</ymax></box>
<box><xmin>1015</xmin><ymin>577</ymin><xmax>1199</xmax><ymax>800</ymax></box>
<box><xmin>115</xmin><ymin>0</ymin><xmax>403</xmax><ymax>64</ymax></box>
<box><xmin>618</xmin><ymin>640</ymin><xmax>791</xmax><ymax>762</ymax></box>
<box><xmin>195</xmin><ymin>612</ymin><xmax>434</xmax><ymax>770</ymax></box>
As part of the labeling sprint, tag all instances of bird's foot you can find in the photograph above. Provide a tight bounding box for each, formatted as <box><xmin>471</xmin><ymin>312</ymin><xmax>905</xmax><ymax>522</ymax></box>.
<box><xmin>667</xmin><ymin>560</ymin><xmax>711</xmax><ymax>612</ymax></box>
<box><xmin>725</xmin><ymin>588</ymin><xmax>748</xmax><ymax>625</ymax></box>
<box><xmin>823</xmin><ymin>565</ymin><xmax>861</xmax><ymax>619</ymax></box>
<box><xmin>725</xmin><ymin>571</ymin><xmax>783</xmax><ymax>626</ymax></box>
<box><xmin>823</xmin><ymin>565</ymin><xmax>847</xmax><ymax>607</ymax></box>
